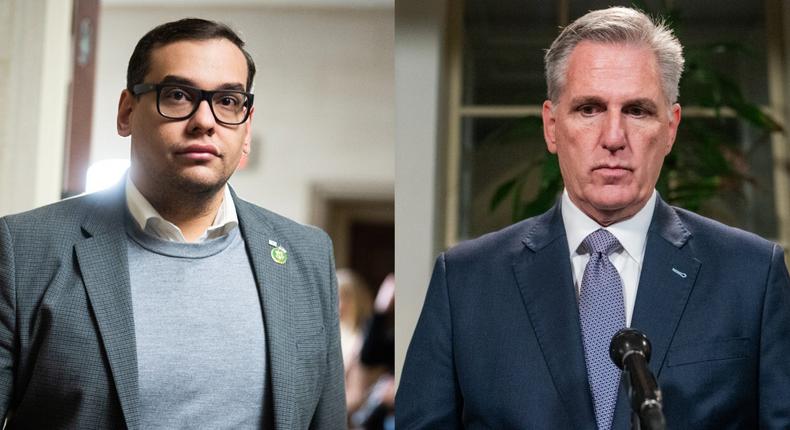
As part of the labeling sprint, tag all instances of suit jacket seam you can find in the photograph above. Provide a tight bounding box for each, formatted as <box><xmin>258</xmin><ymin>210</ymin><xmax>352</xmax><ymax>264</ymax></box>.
<box><xmin>439</xmin><ymin>253</ymin><xmax>453</xmax><ymax>349</ymax></box>
<box><xmin>0</xmin><ymin>217</ymin><xmax>17</xmax><ymax>418</ymax></box>
<box><xmin>759</xmin><ymin>243</ymin><xmax>781</xmax><ymax>355</ymax></box>
<box><xmin>0</xmin><ymin>218</ymin><xmax>17</xmax><ymax>357</ymax></box>
<box><xmin>439</xmin><ymin>252</ymin><xmax>464</xmax><ymax>416</ymax></box>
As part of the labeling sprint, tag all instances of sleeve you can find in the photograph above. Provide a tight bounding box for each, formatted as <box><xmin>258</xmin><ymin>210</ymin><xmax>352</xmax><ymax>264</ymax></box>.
<box><xmin>395</xmin><ymin>253</ymin><xmax>462</xmax><ymax>429</ymax></box>
<box><xmin>309</xmin><ymin>231</ymin><xmax>347</xmax><ymax>429</ymax></box>
<box><xmin>758</xmin><ymin>244</ymin><xmax>790</xmax><ymax>427</ymax></box>
<box><xmin>0</xmin><ymin>218</ymin><xmax>16</xmax><ymax>419</ymax></box>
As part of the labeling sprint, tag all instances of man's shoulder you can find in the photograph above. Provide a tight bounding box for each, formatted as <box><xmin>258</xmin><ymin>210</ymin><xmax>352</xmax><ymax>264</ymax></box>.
<box><xmin>1</xmin><ymin>190</ymin><xmax>112</xmax><ymax>238</ymax></box>
<box><xmin>232</xmin><ymin>196</ymin><xmax>331</xmax><ymax>248</ymax></box>
<box><xmin>444</xmin><ymin>209</ymin><xmax>555</xmax><ymax>264</ymax></box>
<box><xmin>670</xmin><ymin>205</ymin><xmax>778</xmax><ymax>253</ymax></box>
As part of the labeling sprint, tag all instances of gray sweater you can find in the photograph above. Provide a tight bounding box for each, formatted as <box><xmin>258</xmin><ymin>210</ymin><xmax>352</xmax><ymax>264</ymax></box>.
<box><xmin>126</xmin><ymin>220</ymin><xmax>266</xmax><ymax>429</ymax></box>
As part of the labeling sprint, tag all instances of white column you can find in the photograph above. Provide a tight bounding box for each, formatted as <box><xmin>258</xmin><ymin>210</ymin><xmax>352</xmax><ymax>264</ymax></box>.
<box><xmin>395</xmin><ymin>0</ymin><xmax>448</xmax><ymax>385</ymax></box>
<box><xmin>0</xmin><ymin>0</ymin><xmax>71</xmax><ymax>216</ymax></box>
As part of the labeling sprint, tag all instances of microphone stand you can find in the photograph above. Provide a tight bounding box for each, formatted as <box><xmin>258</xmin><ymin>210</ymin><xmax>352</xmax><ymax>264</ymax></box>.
<box><xmin>627</xmin><ymin>382</ymin><xmax>665</xmax><ymax>430</ymax></box>
<box><xmin>610</xmin><ymin>329</ymin><xmax>666</xmax><ymax>430</ymax></box>
<box><xmin>623</xmin><ymin>350</ymin><xmax>665</xmax><ymax>430</ymax></box>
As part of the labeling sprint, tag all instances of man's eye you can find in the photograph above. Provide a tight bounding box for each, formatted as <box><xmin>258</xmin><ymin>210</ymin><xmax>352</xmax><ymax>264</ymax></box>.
<box><xmin>219</xmin><ymin>96</ymin><xmax>239</xmax><ymax>106</ymax></box>
<box><xmin>578</xmin><ymin>105</ymin><xmax>601</xmax><ymax>116</ymax></box>
<box><xmin>625</xmin><ymin>106</ymin><xmax>649</xmax><ymax>117</ymax></box>
<box><xmin>164</xmin><ymin>88</ymin><xmax>192</xmax><ymax>102</ymax></box>
<box><xmin>214</xmin><ymin>94</ymin><xmax>244</xmax><ymax>111</ymax></box>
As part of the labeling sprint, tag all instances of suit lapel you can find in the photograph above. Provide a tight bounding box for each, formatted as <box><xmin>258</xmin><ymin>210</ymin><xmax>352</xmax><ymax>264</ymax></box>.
<box><xmin>234</xmin><ymin>195</ymin><xmax>295</xmax><ymax>430</ymax></box>
<box><xmin>513</xmin><ymin>205</ymin><xmax>598</xmax><ymax>429</ymax></box>
<box><xmin>75</xmin><ymin>188</ymin><xmax>141</xmax><ymax>430</ymax></box>
<box><xmin>612</xmin><ymin>198</ymin><xmax>700</xmax><ymax>428</ymax></box>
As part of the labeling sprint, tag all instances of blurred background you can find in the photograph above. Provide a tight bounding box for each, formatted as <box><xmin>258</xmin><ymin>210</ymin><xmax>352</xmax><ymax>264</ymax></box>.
<box><xmin>396</xmin><ymin>0</ymin><xmax>790</xmax><ymax>389</ymax></box>
<box><xmin>0</xmin><ymin>0</ymin><xmax>393</xmax><ymax>427</ymax></box>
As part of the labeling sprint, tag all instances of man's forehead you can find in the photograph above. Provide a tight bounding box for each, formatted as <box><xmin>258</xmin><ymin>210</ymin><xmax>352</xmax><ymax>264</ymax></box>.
<box><xmin>145</xmin><ymin>38</ymin><xmax>248</xmax><ymax>87</ymax></box>
<box><xmin>561</xmin><ymin>41</ymin><xmax>664</xmax><ymax>100</ymax></box>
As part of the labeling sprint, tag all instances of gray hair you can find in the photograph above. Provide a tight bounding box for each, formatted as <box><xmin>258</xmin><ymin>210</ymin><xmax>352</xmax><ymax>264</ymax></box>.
<box><xmin>544</xmin><ymin>7</ymin><xmax>684</xmax><ymax>104</ymax></box>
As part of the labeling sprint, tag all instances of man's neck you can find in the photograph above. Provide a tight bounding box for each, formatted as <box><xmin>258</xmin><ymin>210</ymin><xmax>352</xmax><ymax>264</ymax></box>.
<box><xmin>155</xmin><ymin>195</ymin><xmax>223</xmax><ymax>242</ymax></box>
<box><xmin>132</xmin><ymin>178</ymin><xmax>225</xmax><ymax>243</ymax></box>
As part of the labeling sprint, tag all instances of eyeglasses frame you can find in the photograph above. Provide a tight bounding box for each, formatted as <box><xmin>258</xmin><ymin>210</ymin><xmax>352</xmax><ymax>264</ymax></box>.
<box><xmin>131</xmin><ymin>83</ymin><xmax>254</xmax><ymax>125</ymax></box>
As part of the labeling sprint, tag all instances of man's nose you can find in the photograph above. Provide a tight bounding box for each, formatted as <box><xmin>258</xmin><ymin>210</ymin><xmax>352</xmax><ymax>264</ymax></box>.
<box><xmin>187</xmin><ymin>99</ymin><xmax>216</xmax><ymax>135</ymax></box>
<box><xmin>601</xmin><ymin>111</ymin><xmax>626</xmax><ymax>152</ymax></box>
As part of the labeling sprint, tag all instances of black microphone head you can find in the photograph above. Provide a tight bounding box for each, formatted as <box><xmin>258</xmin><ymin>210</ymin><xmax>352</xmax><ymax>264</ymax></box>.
<box><xmin>609</xmin><ymin>328</ymin><xmax>652</xmax><ymax>369</ymax></box>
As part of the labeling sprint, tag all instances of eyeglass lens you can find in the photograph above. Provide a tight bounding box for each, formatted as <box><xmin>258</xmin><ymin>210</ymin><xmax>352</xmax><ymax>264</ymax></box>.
<box><xmin>158</xmin><ymin>85</ymin><xmax>250</xmax><ymax>124</ymax></box>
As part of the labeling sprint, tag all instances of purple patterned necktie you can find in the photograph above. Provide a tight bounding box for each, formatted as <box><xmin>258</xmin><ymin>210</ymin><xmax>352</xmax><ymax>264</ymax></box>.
<box><xmin>579</xmin><ymin>229</ymin><xmax>626</xmax><ymax>430</ymax></box>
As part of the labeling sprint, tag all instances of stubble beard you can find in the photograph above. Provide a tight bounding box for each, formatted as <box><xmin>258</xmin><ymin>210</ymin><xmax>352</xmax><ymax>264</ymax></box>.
<box><xmin>133</xmin><ymin>164</ymin><xmax>231</xmax><ymax>219</ymax></box>
<box><xmin>161</xmin><ymin>169</ymin><xmax>230</xmax><ymax>207</ymax></box>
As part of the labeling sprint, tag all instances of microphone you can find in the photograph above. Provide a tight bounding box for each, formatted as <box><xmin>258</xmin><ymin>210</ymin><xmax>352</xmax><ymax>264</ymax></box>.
<box><xmin>609</xmin><ymin>328</ymin><xmax>666</xmax><ymax>430</ymax></box>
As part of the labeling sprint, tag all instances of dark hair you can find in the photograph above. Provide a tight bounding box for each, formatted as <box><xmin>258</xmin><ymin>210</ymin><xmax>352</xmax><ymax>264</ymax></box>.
<box><xmin>126</xmin><ymin>18</ymin><xmax>256</xmax><ymax>92</ymax></box>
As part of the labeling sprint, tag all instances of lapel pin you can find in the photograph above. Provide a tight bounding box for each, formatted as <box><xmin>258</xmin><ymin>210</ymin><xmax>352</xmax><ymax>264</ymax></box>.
<box><xmin>268</xmin><ymin>239</ymin><xmax>278</xmax><ymax>247</ymax></box>
<box><xmin>270</xmin><ymin>244</ymin><xmax>288</xmax><ymax>265</ymax></box>
<box><xmin>671</xmin><ymin>267</ymin><xmax>687</xmax><ymax>278</ymax></box>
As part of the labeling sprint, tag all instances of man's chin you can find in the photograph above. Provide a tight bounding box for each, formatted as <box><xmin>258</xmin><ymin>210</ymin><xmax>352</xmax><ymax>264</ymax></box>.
<box><xmin>587</xmin><ymin>193</ymin><xmax>649</xmax><ymax>221</ymax></box>
<box><xmin>171</xmin><ymin>173</ymin><xmax>228</xmax><ymax>196</ymax></box>
<box><xmin>586</xmin><ymin>186</ymin><xmax>640</xmax><ymax>208</ymax></box>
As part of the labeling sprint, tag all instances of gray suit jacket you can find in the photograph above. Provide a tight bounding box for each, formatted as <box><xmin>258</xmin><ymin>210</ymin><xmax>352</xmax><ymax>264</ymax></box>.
<box><xmin>0</xmin><ymin>184</ymin><xmax>346</xmax><ymax>429</ymax></box>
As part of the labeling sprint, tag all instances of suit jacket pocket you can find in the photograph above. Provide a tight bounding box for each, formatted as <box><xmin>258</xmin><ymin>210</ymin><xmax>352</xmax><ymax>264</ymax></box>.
<box><xmin>666</xmin><ymin>337</ymin><xmax>749</xmax><ymax>367</ymax></box>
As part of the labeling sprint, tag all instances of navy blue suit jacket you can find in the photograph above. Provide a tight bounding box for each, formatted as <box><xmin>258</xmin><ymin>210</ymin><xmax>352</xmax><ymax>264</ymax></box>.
<box><xmin>396</xmin><ymin>198</ymin><xmax>790</xmax><ymax>429</ymax></box>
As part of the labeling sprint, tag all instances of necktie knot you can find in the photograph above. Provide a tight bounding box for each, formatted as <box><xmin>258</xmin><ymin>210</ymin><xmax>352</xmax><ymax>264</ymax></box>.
<box><xmin>582</xmin><ymin>229</ymin><xmax>621</xmax><ymax>256</ymax></box>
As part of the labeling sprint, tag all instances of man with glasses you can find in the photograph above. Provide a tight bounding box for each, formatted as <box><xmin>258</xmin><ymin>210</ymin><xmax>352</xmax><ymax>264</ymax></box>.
<box><xmin>0</xmin><ymin>18</ymin><xmax>345</xmax><ymax>428</ymax></box>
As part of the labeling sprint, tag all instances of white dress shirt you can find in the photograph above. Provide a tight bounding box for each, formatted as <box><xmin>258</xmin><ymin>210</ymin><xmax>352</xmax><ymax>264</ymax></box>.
<box><xmin>125</xmin><ymin>176</ymin><xmax>239</xmax><ymax>243</ymax></box>
<box><xmin>560</xmin><ymin>189</ymin><xmax>657</xmax><ymax>326</ymax></box>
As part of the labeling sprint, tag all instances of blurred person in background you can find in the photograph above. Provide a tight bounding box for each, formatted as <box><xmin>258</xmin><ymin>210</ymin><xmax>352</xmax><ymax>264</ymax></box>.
<box><xmin>337</xmin><ymin>268</ymin><xmax>374</xmax><ymax>374</ymax></box>
<box><xmin>349</xmin><ymin>273</ymin><xmax>395</xmax><ymax>430</ymax></box>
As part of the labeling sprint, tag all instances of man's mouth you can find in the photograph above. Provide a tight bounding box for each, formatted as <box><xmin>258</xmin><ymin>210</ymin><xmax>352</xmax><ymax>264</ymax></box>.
<box><xmin>593</xmin><ymin>164</ymin><xmax>632</xmax><ymax>172</ymax></box>
<box><xmin>593</xmin><ymin>164</ymin><xmax>632</xmax><ymax>180</ymax></box>
<box><xmin>175</xmin><ymin>144</ymin><xmax>220</xmax><ymax>160</ymax></box>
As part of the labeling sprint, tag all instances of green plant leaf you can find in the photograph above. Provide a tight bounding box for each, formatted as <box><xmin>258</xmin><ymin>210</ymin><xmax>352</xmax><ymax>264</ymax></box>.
<box><xmin>490</xmin><ymin>177</ymin><xmax>517</xmax><ymax>211</ymax></box>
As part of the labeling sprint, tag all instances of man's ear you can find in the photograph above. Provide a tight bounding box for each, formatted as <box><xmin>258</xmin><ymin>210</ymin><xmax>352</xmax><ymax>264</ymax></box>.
<box><xmin>665</xmin><ymin>103</ymin><xmax>682</xmax><ymax>155</ymax></box>
<box><xmin>542</xmin><ymin>100</ymin><xmax>558</xmax><ymax>154</ymax></box>
<box><xmin>117</xmin><ymin>89</ymin><xmax>134</xmax><ymax>137</ymax></box>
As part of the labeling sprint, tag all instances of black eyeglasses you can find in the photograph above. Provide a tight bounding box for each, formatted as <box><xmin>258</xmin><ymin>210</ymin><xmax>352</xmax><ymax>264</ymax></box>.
<box><xmin>132</xmin><ymin>83</ymin><xmax>254</xmax><ymax>125</ymax></box>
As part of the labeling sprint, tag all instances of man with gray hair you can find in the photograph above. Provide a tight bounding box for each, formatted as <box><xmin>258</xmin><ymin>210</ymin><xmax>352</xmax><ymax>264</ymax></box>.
<box><xmin>396</xmin><ymin>6</ymin><xmax>790</xmax><ymax>429</ymax></box>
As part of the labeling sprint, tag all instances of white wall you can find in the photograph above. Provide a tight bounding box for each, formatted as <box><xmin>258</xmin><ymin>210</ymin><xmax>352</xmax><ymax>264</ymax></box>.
<box><xmin>92</xmin><ymin>5</ymin><xmax>394</xmax><ymax>224</ymax></box>
<box><xmin>0</xmin><ymin>0</ymin><xmax>71</xmax><ymax>216</ymax></box>
<box><xmin>394</xmin><ymin>0</ymin><xmax>447</xmax><ymax>384</ymax></box>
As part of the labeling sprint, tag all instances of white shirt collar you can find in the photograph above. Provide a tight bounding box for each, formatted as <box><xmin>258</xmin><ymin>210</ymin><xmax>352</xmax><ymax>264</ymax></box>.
<box><xmin>125</xmin><ymin>176</ymin><xmax>239</xmax><ymax>243</ymax></box>
<box><xmin>561</xmin><ymin>189</ymin><xmax>656</xmax><ymax>263</ymax></box>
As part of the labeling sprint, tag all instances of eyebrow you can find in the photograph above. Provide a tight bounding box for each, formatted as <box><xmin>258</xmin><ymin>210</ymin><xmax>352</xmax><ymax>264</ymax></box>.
<box><xmin>568</xmin><ymin>96</ymin><xmax>659</xmax><ymax>111</ymax></box>
<box><xmin>626</xmin><ymin>98</ymin><xmax>659</xmax><ymax>112</ymax></box>
<box><xmin>159</xmin><ymin>75</ymin><xmax>246</xmax><ymax>92</ymax></box>
<box><xmin>568</xmin><ymin>96</ymin><xmax>605</xmax><ymax>109</ymax></box>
